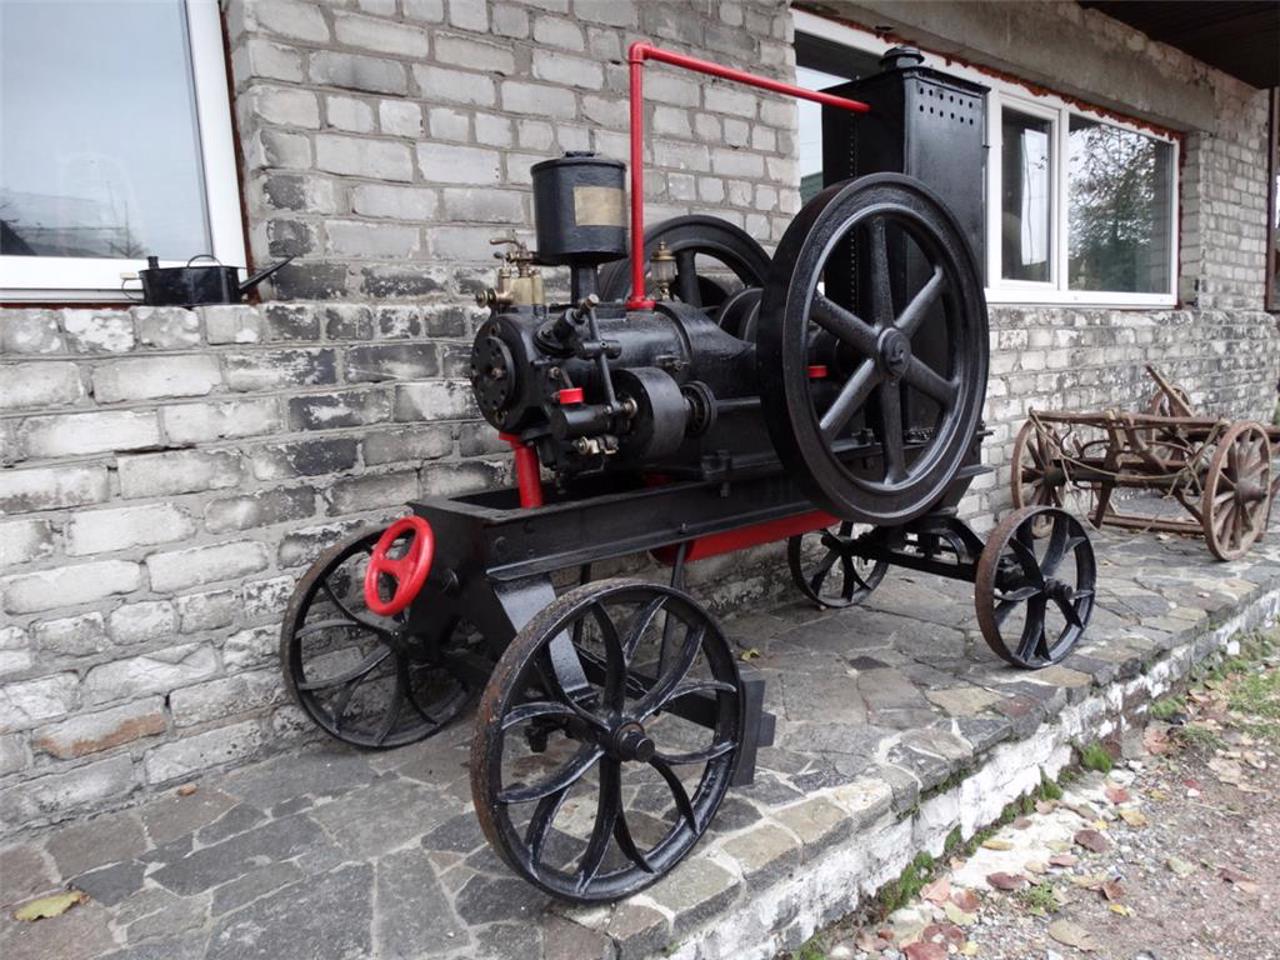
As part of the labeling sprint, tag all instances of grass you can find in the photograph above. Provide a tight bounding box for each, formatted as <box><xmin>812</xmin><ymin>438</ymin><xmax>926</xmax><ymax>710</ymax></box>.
<box><xmin>1079</xmin><ymin>741</ymin><xmax>1113</xmax><ymax>773</ymax></box>
<box><xmin>794</xmin><ymin>936</ymin><xmax>827</xmax><ymax>960</ymax></box>
<box><xmin>1227</xmin><ymin>668</ymin><xmax>1280</xmax><ymax>720</ymax></box>
<box><xmin>1018</xmin><ymin>881</ymin><xmax>1061</xmax><ymax>915</ymax></box>
<box><xmin>1150</xmin><ymin>696</ymin><xmax>1182</xmax><ymax>720</ymax></box>
<box><xmin>879</xmin><ymin>851</ymin><xmax>936</xmax><ymax>916</ymax></box>
<box><xmin>1039</xmin><ymin>770</ymin><xmax>1063</xmax><ymax>801</ymax></box>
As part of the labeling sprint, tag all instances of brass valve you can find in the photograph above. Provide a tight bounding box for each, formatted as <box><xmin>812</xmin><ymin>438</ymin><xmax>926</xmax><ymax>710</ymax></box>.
<box><xmin>477</xmin><ymin>236</ymin><xmax>545</xmax><ymax>308</ymax></box>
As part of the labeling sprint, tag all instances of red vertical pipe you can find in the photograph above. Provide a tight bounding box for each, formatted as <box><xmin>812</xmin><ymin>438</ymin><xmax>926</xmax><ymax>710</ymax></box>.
<box><xmin>500</xmin><ymin>433</ymin><xmax>544</xmax><ymax>509</ymax></box>
<box><xmin>627</xmin><ymin>46</ymin><xmax>653</xmax><ymax>310</ymax></box>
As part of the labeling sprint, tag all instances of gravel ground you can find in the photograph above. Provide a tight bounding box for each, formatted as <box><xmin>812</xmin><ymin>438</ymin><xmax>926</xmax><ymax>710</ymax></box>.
<box><xmin>783</xmin><ymin>634</ymin><xmax>1280</xmax><ymax>960</ymax></box>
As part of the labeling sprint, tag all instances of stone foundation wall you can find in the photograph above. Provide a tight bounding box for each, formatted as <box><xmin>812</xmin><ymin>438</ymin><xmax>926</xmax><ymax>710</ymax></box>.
<box><xmin>2</xmin><ymin>300</ymin><xmax>1277</xmax><ymax>831</ymax></box>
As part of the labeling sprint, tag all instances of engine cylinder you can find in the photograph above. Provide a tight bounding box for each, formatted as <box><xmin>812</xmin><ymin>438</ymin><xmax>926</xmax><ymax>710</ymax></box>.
<box><xmin>531</xmin><ymin>153</ymin><xmax>627</xmax><ymax>266</ymax></box>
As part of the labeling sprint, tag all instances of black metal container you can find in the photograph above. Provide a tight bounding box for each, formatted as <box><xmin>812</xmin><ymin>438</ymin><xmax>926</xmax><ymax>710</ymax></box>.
<box><xmin>821</xmin><ymin>47</ymin><xmax>988</xmax><ymax>267</ymax></box>
<box><xmin>138</xmin><ymin>255</ymin><xmax>293</xmax><ymax>307</ymax></box>
<box><xmin>530</xmin><ymin>153</ymin><xmax>627</xmax><ymax>266</ymax></box>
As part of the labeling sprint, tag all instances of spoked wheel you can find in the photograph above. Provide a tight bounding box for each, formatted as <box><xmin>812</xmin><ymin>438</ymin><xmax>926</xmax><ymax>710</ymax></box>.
<box><xmin>757</xmin><ymin>174</ymin><xmax>988</xmax><ymax>525</ymax></box>
<box><xmin>471</xmin><ymin>579</ymin><xmax>743</xmax><ymax>903</ymax></box>
<box><xmin>597</xmin><ymin>215</ymin><xmax>770</xmax><ymax>322</ymax></box>
<box><xmin>280</xmin><ymin>528</ymin><xmax>470</xmax><ymax>749</ymax></box>
<box><xmin>1201</xmin><ymin>421</ymin><xmax>1272</xmax><ymax>561</ymax></box>
<box><xmin>975</xmin><ymin>506</ymin><xmax>1096</xmax><ymax>668</ymax></box>
<box><xmin>1010</xmin><ymin>420</ymin><xmax>1067</xmax><ymax>537</ymax></box>
<box><xmin>1146</xmin><ymin>384</ymin><xmax>1192</xmax><ymax>417</ymax></box>
<box><xmin>787</xmin><ymin>522</ymin><xmax>887</xmax><ymax>608</ymax></box>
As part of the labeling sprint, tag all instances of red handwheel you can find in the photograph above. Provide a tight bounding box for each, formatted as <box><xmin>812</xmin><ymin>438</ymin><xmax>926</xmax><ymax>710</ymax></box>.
<box><xmin>363</xmin><ymin>516</ymin><xmax>435</xmax><ymax>616</ymax></box>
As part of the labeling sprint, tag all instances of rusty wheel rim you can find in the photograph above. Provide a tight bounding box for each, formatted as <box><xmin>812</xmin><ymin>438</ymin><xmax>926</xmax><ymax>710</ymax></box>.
<box><xmin>1010</xmin><ymin>420</ymin><xmax>1064</xmax><ymax>538</ymax></box>
<box><xmin>975</xmin><ymin>506</ymin><xmax>1095</xmax><ymax>668</ymax></box>
<box><xmin>470</xmin><ymin>579</ymin><xmax>743</xmax><ymax>903</ymax></box>
<box><xmin>1201</xmin><ymin>422</ymin><xmax>1272</xmax><ymax>561</ymax></box>
<box><xmin>786</xmin><ymin>521</ymin><xmax>887</xmax><ymax>608</ymax></box>
<box><xmin>279</xmin><ymin>529</ymin><xmax>469</xmax><ymax>749</ymax></box>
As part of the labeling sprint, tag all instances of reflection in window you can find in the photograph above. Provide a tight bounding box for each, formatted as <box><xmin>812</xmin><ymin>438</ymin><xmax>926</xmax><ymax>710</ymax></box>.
<box><xmin>1001</xmin><ymin>110</ymin><xmax>1052</xmax><ymax>282</ymax></box>
<box><xmin>0</xmin><ymin>0</ymin><xmax>210</xmax><ymax>260</ymax></box>
<box><xmin>1068</xmin><ymin>116</ymin><xmax>1172</xmax><ymax>293</ymax></box>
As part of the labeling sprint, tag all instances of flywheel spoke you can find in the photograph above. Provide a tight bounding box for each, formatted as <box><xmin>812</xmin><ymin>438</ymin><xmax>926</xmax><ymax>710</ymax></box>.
<box><xmin>811</xmin><ymin>295</ymin><xmax>879</xmax><ymax>355</ymax></box>
<box><xmin>866</xmin><ymin>217</ymin><xmax>894</xmax><ymax>326</ymax></box>
<box><xmin>894</xmin><ymin>265</ymin><xmax>945</xmax><ymax>337</ymax></box>
<box><xmin>901</xmin><ymin>356</ymin><xmax>957</xmax><ymax>407</ymax></box>
<box><xmin>821</xmin><ymin>362</ymin><xmax>880</xmax><ymax>440</ymax></box>
<box><xmin>875</xmin><ymin>382</ymin><xmax>907</xmax><ymax>482</ymax></box>
<box><xmin>574</xmin><ymin>758</ymin><xmax>621</xmax><ymax>894</ymax></box>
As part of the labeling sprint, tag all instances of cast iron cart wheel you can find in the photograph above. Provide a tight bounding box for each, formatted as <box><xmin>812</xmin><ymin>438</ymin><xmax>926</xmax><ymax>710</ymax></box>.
<box><xmin>1200</xmin><ymin>421</ymin><xmax>1272</xmax><ymax>561</ymax></box>
<box><xmin>471</xmin><ymin>578</ymin><xmax>744</xmax><ymax>903</ymax></box>
<box><xmin>975</xmin><ymin>506</ymin><xmax>1096</xmax><ymax>668</ymax></box>
<box><xmin>1010</xmin><ymin>419</ymin><xmax>1067</xmax><ymax>538</ymax></box>
<box><xmin>757</xmin><ymin>174</ymin><xmax>989</xmax><ymax>525</ymax></box>
<box><xmin>787</xmin><ymin>522</ymin><xmax>888</xmax><ymax>608</ymax></box>
<box><xmin>280</xmin><ymin>528</ymin><xmax>469</xmax><ymax>749</ymax></box>
<box><xmin>597</xmin><ymin>215</ymin><xmax>771</xmax><ymax>321</ymax></box>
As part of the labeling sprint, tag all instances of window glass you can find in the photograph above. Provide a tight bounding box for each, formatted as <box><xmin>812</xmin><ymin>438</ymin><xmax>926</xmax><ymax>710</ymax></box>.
<box><xmin>794</xmin><ymin>38</ymin><xmax>882</xmax><ymax>205</ymax></box>
<box><xmin>0</xmin><ymin>0</ymin><xmax>210</xmax><ymax>260</ymax></box>
<box><xmin>1067</xmin><ymin>115</ymin><xmax>1172</xmax><ymax>293</ymax></box>
<box><xmin>1001</xmin><ymin>109</ymin><xmax>1052</xmax><ymax>282</ymax></box>
<box><xmin>1268</xmin><ymin>90</ymin><xmax>1279</xmax><ymax>312</ymax></box>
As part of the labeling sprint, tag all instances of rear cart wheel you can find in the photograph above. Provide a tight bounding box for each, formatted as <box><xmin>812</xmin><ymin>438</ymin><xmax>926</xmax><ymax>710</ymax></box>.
<box><xmin>787</xmin><ymin>522</ymin><xmax>887</xmax><ymax>608</ymax></box>
<box><xmin>471</xmin><ymin>579</ymin><xmax>743</xmax><ymax>903</ymax></box>
<box><xmin>280</xmin><ymin>528</ymin><xmax>469</xmax><ymax>749</ymax></box>
<box><xmin>1201</xmin><ymin>422</ymin><xmax>1272</xmax><ymax>561</ymax></box>
<box><xmin>1010</xmin><ymin>419</ymin><xmax>1068</xmax><ymax>537</ymax></box>
<box><xmin>975</xmin><ymin>506</ymin><xmax>1095</xmax><ymax>668</ymax></box>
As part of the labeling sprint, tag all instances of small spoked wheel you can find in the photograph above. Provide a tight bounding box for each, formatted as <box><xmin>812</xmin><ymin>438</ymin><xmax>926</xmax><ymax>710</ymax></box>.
<box><xmin>280</xmin><ymin>528</ymin><xmax>469</xmax><ymax>749</ymax></box>
<box><xmin>471</xmin><ymin>579</ymin><xmax>743</xmax><ymax>903</ymax></box>
<box><xmin>1010</xmin><ymin>420</ymin><xmax>1067</xmax><ymax>537</ymax></box>
<box><xmin>1201</xmin><ymin>421</ymin><xmax>1272</xmax><ymax>561</ymax></box>
<box><xmin>757</xmin><ymin>174</ymin><xmax>988</xmax><ymax>525</ymax></box>
<box><xmin>975</xmin><ymin>506</ymin><xmax>1096</xmax><ymax>668</ymax></box>
<box><xmin>1146</xmin><ymin>383</ymin><xmax>1192</xmax><ymax>417</ymax></box>
<box><xmin>787</xmin><ymin>522</ymin><xmax>887</xmax><ymax>608</ymax></box>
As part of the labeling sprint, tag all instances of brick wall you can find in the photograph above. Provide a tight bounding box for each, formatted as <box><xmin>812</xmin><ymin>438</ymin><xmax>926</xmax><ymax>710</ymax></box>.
<box><xmin>1</xmin><ymin>0</ymin><xmax>1278</xmax><ymax>829</ymax></box>
<box><xmin>228</xmin><ymin>0</ymin><xmax>798</xmax><ymax>301</ymax></box>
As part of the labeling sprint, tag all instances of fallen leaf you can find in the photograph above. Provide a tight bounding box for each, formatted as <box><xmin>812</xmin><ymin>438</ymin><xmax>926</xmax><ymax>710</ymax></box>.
<box><xmin>904</xmin><ymin>943</ymin><xmax>947</xmax><ymax>960</ymax></box>
<box><xmin>1074</xmin><ymin>829</ymin><xmax>1110</xmax><ymax>853</ymax></box>
<box><xmin>1216</xmin><ymin>865</ymin><xmax>1255</xmax><ymax>888</ymax></box>
<box><xmin>1208</xmin><ymin>757</ymin><xmax>1245</xmax><ymax>786</ymax></box>
<box><xmin>739</xmin><ymin>648</ymin><xmax>761</xmax><ymax>662</ymax></box>
<box><xmin>1048</xmin><ymin>919</ymin><xmax>1097</xmax><ymax>952</ymax></box>
<box><xmin>13</xmin><ymin>891</ymin><xmax>85</xmax><ymax>922</ymax></box>
<box><xmin>1119</xmin><ymin>808</ymin><xmax>1148</xmax><ymax>828</ymax></box>
<box><xmin>177</xmin><ymin>783</ymin><xmax>198</xmax><ymax>797</ymax></box>
<box><xmin>987</xmin><ymin>872</ymin><xmax>1028</xmax><ymax>891</ymax></box>
<box><xmin>921</xmin><ymin>876</ymin><xmax>951</xmax><ymax>905</ymax></box>
<box><xmin>951</xmin><ymin>888</ymin><xmax>980</xmax><ymax>913</ymax></box>
<box><xmin>921</xmin><ymin>923</ymin><xmax>966</xmax><ymax>948</ymax></box>
<box><xmin>944</xmin><ymin>901</ymin><xmax>977</xmax><ymax>927</ymax></box>
<box><xmin>1049</xmin><ymin>853</ymin><xmax>1079</xmax><ymax>868</ymax></box>
<box><xmin>1071</xmin><ymin>873</ymin><xmax>1108</xmax><ymax>890</ymax></box>
<box><xmin>1035</xmin><ymin>799</ymin><xmax>1058</xmax><ymax>814</ymax></box>
<box><xmin>1100</xmin><ymin>879</ymin><xmax>1126</xmax><ymax>902</ymax></box>
<box><xmin>1025</xmin><ymin>860</ymin><xmax>1049</xmax><ymax>875</ymax></box>
<box><xmin>1242</xmin><ymin>751</ymin><xmax>1267</xmax><ymax>770</ymax></box>
<box><xmin>960</xmin><ymin>943</ymin><xmax>979</xmax><ymax>957</ymax></box>
<box><xmin>1109</xmin><ymin>903</ymin><xmax>1134</xmax><ymax>916</ymax></box>
<box><xmin>1012</xmin><ymin>816</ymin><xmax>1033</xmax><ymax>829</ymax></box>
<box><xmin>1167</xmin><ymin>856</ymin><xmax>1196</xmax><ymax>878</ymax></box>
<box><xmin>982</xmin><ymin>837</ymin><xmax>1014</xmax><ymax>851</ymax></box>
<box><xmin>1104</xmin><ymin>783</ymin><xmax>1131</xmax><ymax>804</ymax></box>
<box><xmin>1147</xmin><ymin>787</ymin><xmax>1170</xmax><ymax>801</ymax></box>
<box><xmin>1143</xmin><ymin>726</ymin><xmax>1171</xmax><ymax>755</ymax></box>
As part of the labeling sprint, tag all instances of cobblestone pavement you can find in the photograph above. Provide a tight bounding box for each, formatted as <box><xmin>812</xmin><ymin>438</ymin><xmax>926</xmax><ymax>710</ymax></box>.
<box><xmin>2</xmin><ymin>525</ymin><xmax>1278</xmax><ymax>960</ymax></box>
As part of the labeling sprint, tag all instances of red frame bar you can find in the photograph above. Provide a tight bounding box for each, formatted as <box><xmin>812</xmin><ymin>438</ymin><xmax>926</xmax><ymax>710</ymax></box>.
<box><xmin>651</xmin><ymin>509</ymin><xmax>837</xmax><ymax>564</ymax></box>
<box><xmin>500</xmin><ymin>433</ymin><xmax>544</xmax><ymax>509</ymax></box>
<box><xmin>626</xmin><ymin>42</ymin><xmax>871</xmax><ymax>309</ymax></box>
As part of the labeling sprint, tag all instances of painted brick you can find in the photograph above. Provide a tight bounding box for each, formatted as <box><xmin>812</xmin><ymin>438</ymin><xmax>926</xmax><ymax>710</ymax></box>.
<box><xmin>0</xmin><ymin>754</ymin><xmax>136</xmax><ymax>825</ymax></box>
<box><xmin>223</xmin><ymin>349</ymin><xmax>337</xmax><ymax>392</ymax></box>
<box><xmin>532</xmin><ymin>49</ymin><xmax>604</xmax><ymax>89</ymax></box>
<box><xmin>107</xmin><ymin>602</ymin><xmax>179</xmax><ymax>646</ymax></box>
<box><xmin>0</xmin><ymin>519</ymin><xmax>55</xmax><ymax>568</ymax></box>
<box><xmin>310</xmin><ymin>51</ymin><xmax>408</xmax><ymax>96</ymax></box>
<box><xmin>146</xmin><ymin>541</ymin><xmax>271</xmax><ymax>594</ymax></box>
<box><xmin>351</xmin><ymin>184</ymin><xmax>437</xmax><ymax>221</ymax></box>
<box><xmin>251</xmin><ymin>437</ymin><xmax>360</xmax><ymax>480</ymax></box>
<box><xmin>500</xmin><ymin>81</ymin><xmax>577</xmax><ymax>119</ymax></box>
<box><xmin>31</xmin><ymin>613</ymin><xmax>110</xmax><ymax>658</ymax></box>
<box><xmin>434</xmin><ymin>33</ymin><xmax>515</xmax><ymax>73</ymax></box>
<box><xmin>378</xmin><ymin>99</ymin><xmax>423</xmax><ymax>138</ymax></box>
<box><xmin>118</xmin><ymin>450</ymin><xmax>243</xmax><ymax>498</ymax></box>
<box><xmin>169</xmin><ymin>670</ymin><xmax>284</xmax><ymax>727</ymax></box>
<box><xmin>416</xmin><ymin>142</ymin><xmax>503</xmax><ymax>185</ymax></box>
<box><xmin>286</xmin><ymin>389</ymin><xmax>392</xmax><ymax>430</ymax></box>
<box><xmin>325</xmin><ymin>220</ymin><xmax>422</xmax><ymax>259</ymax></box>
<box><xmin>204</xmin><ymin>486</ymin><xmax>316</xmax><ymax>534</ymax></box>
<box><xmin>0</xmin><ymin>674</ymin><xmax>79</xmax><ymax>730</ymax></box>
<box><xmin>315</xmin><ymin>133</ymin><xmax>413</xmax><ymax>181</ymax></box>
<box><xmin>393</xmin><ymin>380</ymin><xmax>478</xmax><ymax>421</ymax></box>
<box><xmin>93</xmin><ymin>355</ymin><xmax>221</xmax><ymax>403</ymax></box>
<box><xmin>83</xmin><ymin>643</ymin><xmax>216</xmax><ymax>705</ymax></box>
<box><xmin>410</xmin><ymin>65</ymin><xmax>495</xmax><ymax>107</ymax></box>
<box><xmin>133</xmin><ymin>308</ymin><xmax>201</xmax><ymax>349</ymax></box>
<box><xmin>242</xmin><ymin>0</ymin><xmax>330</xmax><ymax>43</ymax></box>
<box><xmin>1</xmin><ymin>311</ymin><xmax>65</xmax><ymax>354</ymax></box>
<box><xmin>62</xmin><ymin>311</ymin><xmax>135</xmax><ymax>354</ymax></box>
<box><xmin>277</xmin><ymin>519</ymin><xmax>369</xmax><ymax>568</ymax></box>
<box><xmin>2</xmin><ymin>561</ymin><xmax>141</xmax><ymax>615</ymax></box>
<box><xmin>333</xmin><ymin>12</ymin><xmax>429</xmax><ymax>57</ymax></box>
<box><xmin>326</xmin><ymin>94</ymin><xmax>375</xmax><ymax>133</ymax></box>
<box><xmin>0</xmin><ymin>464</ymin><xmax>109</xmax><ymax>515</ymax></box>
<box><xmin>176</xmin><ymin>590</ymin><xmax>239</xmax><ymax>634</ymax></box>
<box><xmin>326</xmin><ymin>470</ymin><xmax>419</xmax><ymax>515</ymax></box>
<box><xmin>0</xmin><ymin>362</ymin><xmax>83</xmax><ymax>410</ymax></box>
<box><xmin>246</xmin><ymin>84</ymin><xmax>320</xmax><ymax>128</ymax></box>
<box><xmin>34</xmin><ymin>699</ymin><xmax>167</xmax><ymax>759</ymax></box>
<box><xmin>222</xmin><ymin>624</ymin><xmax>283</xmax><ymax>670</ymax></box>
<box><xmin>446</xmin><ymin>0</ymin><xmax>487</xmax><ymax>30</ymax></box>
<box><xmin>201</xmin><ymin>305</ymin><xmax>264</xmax><ymax>345</ymax></box>
<box><xmin>162</xmin><ymin>398</ymin><xmax>282</xmax><ymax>444</ymax></box>
<box><xmin>345</xmin><ymin>344</ymin><xmax>438</xmax><ymax>383</ymax></box>
<box><xmin>66</xmin><ymin>503</ymin><xmax>197</xmax><ymax>557</ymax></box>
<box><xmin>532</xmin><ymin>15</ymin><xmax>583</xmax><ymax>50</ymax></box>
<box><xmin>143</xmin><ymin>720</ymin><xmax>264</xmax><ymax>784</ymax></box>
<box><xmin>18</xmin><ymin>410</ymin><xmax>160</xmax><ymax>459</ymax></box>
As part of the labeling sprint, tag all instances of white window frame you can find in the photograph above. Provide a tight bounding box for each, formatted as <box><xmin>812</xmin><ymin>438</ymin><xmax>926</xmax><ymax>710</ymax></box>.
<box><xmin>794</xmin><ymin>9</ymin><xmax>1180</xmax><ymax>308</ymax></box>
<box><xmin>0</xmin><ymin>0</ymin><xmax>244</xmax><ymax>303</ymax></box>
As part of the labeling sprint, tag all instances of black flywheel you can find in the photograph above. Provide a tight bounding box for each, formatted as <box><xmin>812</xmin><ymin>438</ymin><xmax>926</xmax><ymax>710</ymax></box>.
<box><xmin>757</xmin><ymin>174</ymin><xmax>989</xmax><ymax>524</ymax></box>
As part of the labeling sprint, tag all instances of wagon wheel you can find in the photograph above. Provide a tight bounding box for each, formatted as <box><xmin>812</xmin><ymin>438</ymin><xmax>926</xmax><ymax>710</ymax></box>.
<box><xmin>1146</xmin><ymin>384</ymin><xmax>1192</xmax><ymax>418</ymax></box>
<box><xmin>1010</xmin><ymin>419</ymin><xmax>1067</xmax><ymax>537</ymax></box>
<box><xmin>757</xmin><ymin>174</ymin><xmax>988</xmax><ymax>525</ymax></box>
<box><xmin>975</xmin><ymin>506</ymin><xmax>1095</xmax><ymax>668</ymax></box>
<box><xmin>787</xmin><ymin>522</ymin><xmax>887</xmax><ymax>608</ymax></box>
<box><xmin>1200</xmin><ymin>422</ymin><xmax>1272</xmax><ymax>561</ymax></box>
<box><xmin>280</xmin><ymin>528</ymin><xmax>470</xmax><ymax>749</ymax></box>
<box><xmin>597</xmin><ymin>215</ymin><xmax>771</xmax><ymax>322</ymax></box>
<box><xmin>471</xmin><ymin>579</ymin><xmax>743</xmax><ymax>903</ymax></box>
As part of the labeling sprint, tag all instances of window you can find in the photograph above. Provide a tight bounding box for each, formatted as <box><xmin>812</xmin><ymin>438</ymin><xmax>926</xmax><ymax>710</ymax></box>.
<box><xmin>794</xmin><ymin>10</ymin><xmax>1179</xmax><ymax>307</ymax></box>
<box><xmin>1268</xmin><ymin>88</ymin><xmax>1280</xmax><ymax>312</ymax></box>
<box><xmin>0</xmin><ymin>0</ymin><xmax>242</xmax><ymax>301</ymax></box>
